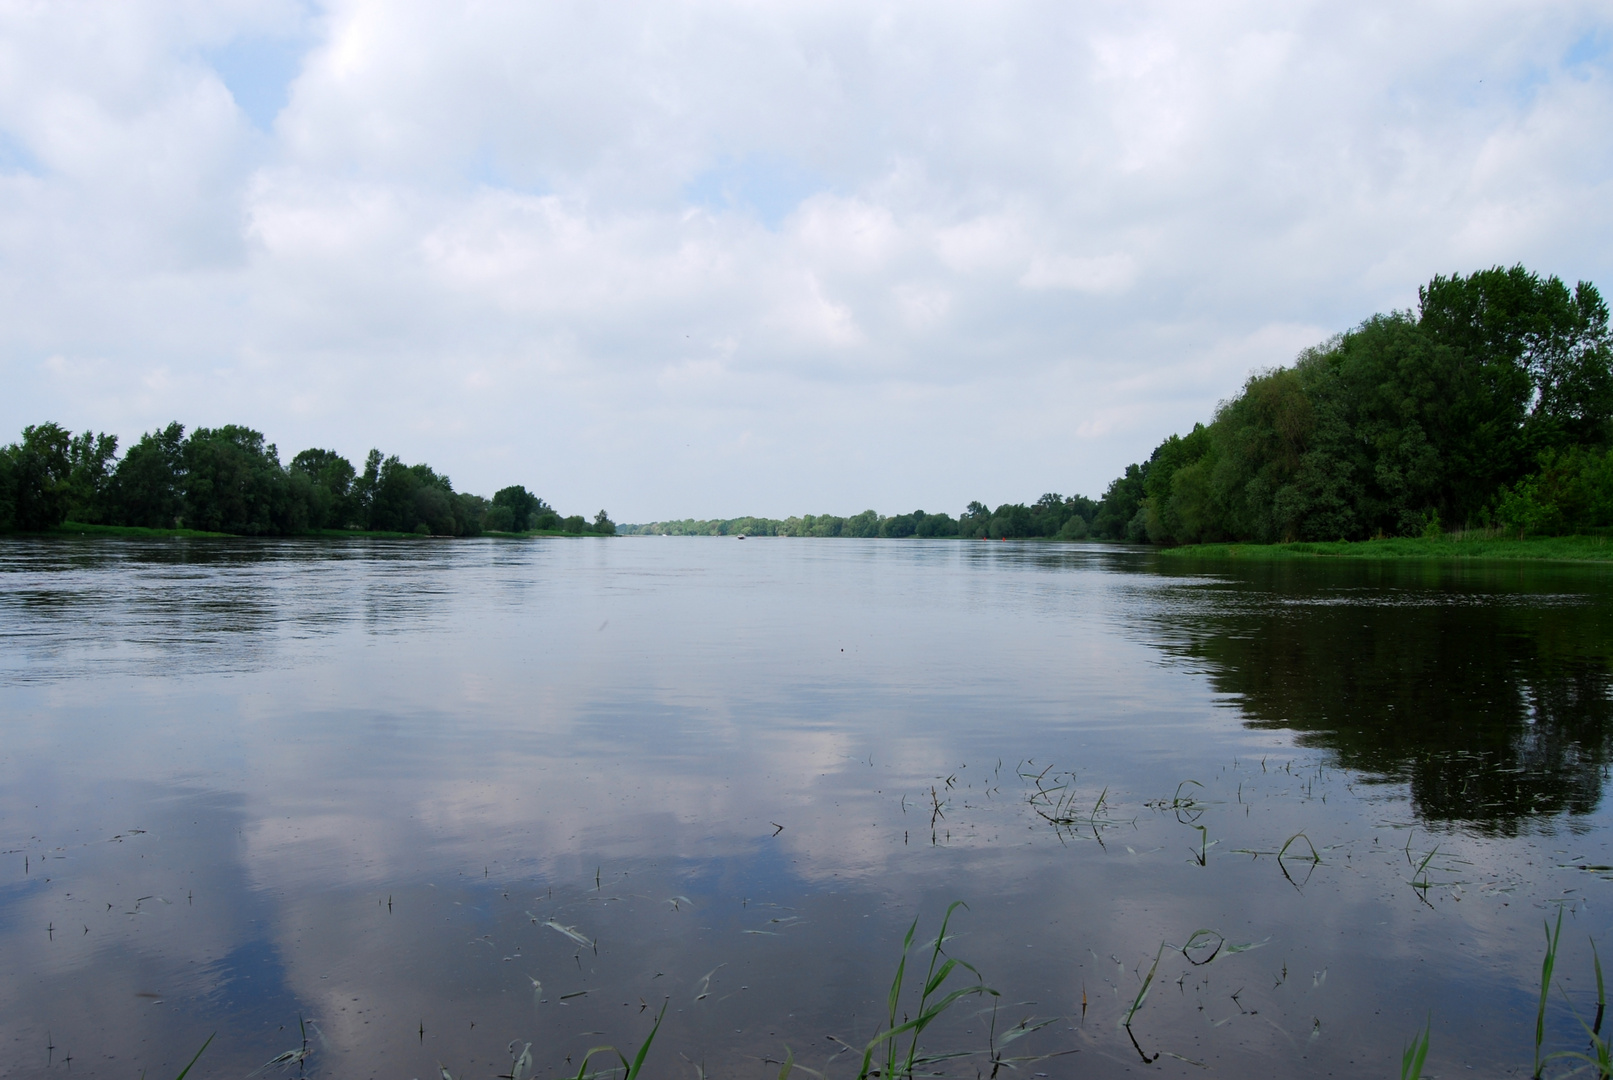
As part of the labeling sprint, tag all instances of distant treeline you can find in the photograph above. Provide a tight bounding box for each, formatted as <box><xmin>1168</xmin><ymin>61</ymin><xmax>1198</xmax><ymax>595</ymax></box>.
<box><xmin>622</xmin><ymin>497</ymin><xmax>1100</xmax><ymax>539</ymax></box>
<box><xmin>0</xmin><ymin>422</ymin><xmax>615</xmax><ymax>537</ymax></box>
<box><xmin>1091</xmin><ymin>265</ymin><xmax>1613</xmax><ymax>543</ymax></box>
<box><xmin>630</xmin><ymin>266</ymin><xmax>1613</xmax><ymax>547</ymax></box>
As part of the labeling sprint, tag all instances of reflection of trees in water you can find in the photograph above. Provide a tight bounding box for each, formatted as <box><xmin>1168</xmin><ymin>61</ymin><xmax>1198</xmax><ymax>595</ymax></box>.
<box><xmin>1148</xmin><ymin>563</ymin><xmax>1613</xmax><ymax>834</ymax></box>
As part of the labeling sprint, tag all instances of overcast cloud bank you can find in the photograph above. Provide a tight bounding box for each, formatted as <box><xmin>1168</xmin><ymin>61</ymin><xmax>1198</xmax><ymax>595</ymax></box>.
<box><xmin>2</xmin><ymin>1</ymin><xmax>1610</xmax><ymax>517</ymax></box>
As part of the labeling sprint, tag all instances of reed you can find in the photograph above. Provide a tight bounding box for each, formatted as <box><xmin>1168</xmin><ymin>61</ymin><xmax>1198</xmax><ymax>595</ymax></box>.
<box><xmin>141</xmin><ymin>1033</ymin><xmax>212</xmax><ymax>1080</ymax></box>
<box><xmin>1596</xmin><ymin>938</ymin><xmax>1606</xmax><ymax>1037</ymax></box>
<box><xmin>849</xmin><ymin>901</ymin><xmax>997</xmax><ymax>1080</ymax></box>
<box><xmin>1400</xmin><ymin>1018</ymin><xmax>1430</xmax><ymax>1080</ymax></box>
<box><xmin>564</xmin><ymin>1001</ymin><xmax>666</xmax><ymax>1080</ymax></box>
<box><xmin>1537</xmin><ymin>908</ymin><xmax>1565</xmax><ymax>1079</ymax></box>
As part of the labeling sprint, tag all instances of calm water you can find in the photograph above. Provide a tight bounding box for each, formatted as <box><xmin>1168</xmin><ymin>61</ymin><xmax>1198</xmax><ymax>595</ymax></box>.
<box><xmin>3</xmin><ymin>538</ymin><xmax>1613</xmax><ymax>1079</ymax></box>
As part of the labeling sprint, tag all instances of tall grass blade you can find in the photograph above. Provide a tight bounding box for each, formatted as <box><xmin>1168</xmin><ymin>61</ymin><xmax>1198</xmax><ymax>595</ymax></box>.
<box><xmin>1595</xmin><ymin>937</ymin><xmax>1606</xmax><ymax>1037</ymax></box>
<box><xmin>1123</xmin><ymin>943</ymin><xmax>1166</xmax><ymax>1029</ymax></box>
<box><xmin>1537</xmin><ymin>907</ymin><xmax>1564</xmax><ymax>1079</ymax></box>
<box><xmin>1400</xmin><ymin>1016</ymin><xmax>1430</xmax><ymax>1080</ymax></box>
<box><xmin>624</xmin><ymin>1000</ymin><xmax>666</xmax><ymax>1080</ymax></box>
<box><xmin>852</xmin><ymin>901</ymin><xmax>995</xmax><ymax>1080</ymax></box>
<box><xmin>172</xmin><ymin>1033</ymin><xmax>214</xmax><ymax>1080</ymax></box>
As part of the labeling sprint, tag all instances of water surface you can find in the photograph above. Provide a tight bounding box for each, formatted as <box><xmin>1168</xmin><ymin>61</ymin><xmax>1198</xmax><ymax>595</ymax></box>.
<box><xmin>3</xmin><ymin>538</ymin><xmax>1612</xmax><ymax>1078</ymax></box>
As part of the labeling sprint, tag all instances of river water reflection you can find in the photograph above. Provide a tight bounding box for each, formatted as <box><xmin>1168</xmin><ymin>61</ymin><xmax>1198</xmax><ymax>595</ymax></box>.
<box><xmin>2</xmin><ymin>537</ymin><xmax>1612</xmax><ymax>1078</ymax></box>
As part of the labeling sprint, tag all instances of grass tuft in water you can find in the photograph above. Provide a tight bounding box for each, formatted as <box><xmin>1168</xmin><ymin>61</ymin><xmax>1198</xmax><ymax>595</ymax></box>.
<box><xmin>1400</xmin><ymin>1017</ymin><xmax>1430</xmax><ymax>1080</ymax></box>
<box><xmin>850</xmin><ymin>900</ymin><xmax>997</xmax><ymax>1080</ymax></box>
<box><xmin>564</xmin><ymin>999</ymin><xmax>666</xmax><ymax>1080</ymax></box>
<box><xmin>142</xmin><ymin>1032</ymin><xmax>212</xmax><ymax>1080</ymax></box>
<box><xmin>250</xmin><ymin>1016</ymin><xmax>314</xmax><ymax>1077</ymax></box>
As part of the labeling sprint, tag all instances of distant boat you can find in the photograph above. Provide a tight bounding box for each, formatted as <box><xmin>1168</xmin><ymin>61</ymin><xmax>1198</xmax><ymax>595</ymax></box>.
<box><xmin>737</xmin><ymin>534</ymin><xmax>747</xmax><ymax>540</ymax></box>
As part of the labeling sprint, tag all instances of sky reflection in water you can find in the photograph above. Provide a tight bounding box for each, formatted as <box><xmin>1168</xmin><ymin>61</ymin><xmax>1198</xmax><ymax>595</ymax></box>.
<box><xmin>2</xmin><ymin>537</ymin><xmax>1612</xmax><ymax>1078</ymax></box>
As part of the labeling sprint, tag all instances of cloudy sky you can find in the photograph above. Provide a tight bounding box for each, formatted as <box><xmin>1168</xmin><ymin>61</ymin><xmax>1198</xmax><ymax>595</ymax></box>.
<box><xmin>2</xmin><ymin>1</ymin><xmax>1610</xmax><ymax>520</ymax></box>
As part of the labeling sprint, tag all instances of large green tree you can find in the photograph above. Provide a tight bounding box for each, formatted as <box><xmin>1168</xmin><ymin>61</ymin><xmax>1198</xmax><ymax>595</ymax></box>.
<box><xmin>110</xmin><ymin>423</ymin><xmax>187</xmax><ymax>528</ymax></box>
<box><xmin>182</xmin><ymin>426</ymin><xmax>292</xmax><ymax>535</ymax></box>
<box><xmin>290</xmin><ymin>448</ymin><xmax>358</xmax><ymax>530</ymax></box>
<box><xmin>2</xmin><ymin>423</ymin><xmax>74</xmax><ymax>531</ymax></box>
<box><xmin>1097</xmin><ymin>266</ymin><xmax>1613</xmax><ymax>544</ymax></box>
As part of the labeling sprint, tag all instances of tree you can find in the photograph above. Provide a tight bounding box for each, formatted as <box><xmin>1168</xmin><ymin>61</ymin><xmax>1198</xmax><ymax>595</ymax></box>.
<box><xmin>291</xmin><ymin>448</ymin><xmax>358</xmax><ymax>530</ymax></box>
<box><xmin>1092</xmin><ymin>463</ymin><xmax>1148</xmax><ymax>539</ymax></box>
<box><xmin>353</xmin><ymin>449</ymin><xmax>383</xmax><ymax>528</ymax></box>
<box><xmin>0</xmin><ymin>446</ymin><xmax>14</xmax><ymax>532</ymax></box>
<box><xmin>66</xmin><ymin>430</ymin><xmax>119</xmax><ymax>524</ymax></box>
<box><xmin>1093</xmin><ymin>266</ymin><xmax>1613</xmax><ymax>544</ymax></box>
<box><xmin>844</xmin><ymin>509</ymin><xmax>882</xmax><ymax>537</ymax></box>
<box><xmin>111</xmin><ymin>423</ymin><xmax>186</xmax><ymax>528</ymax></box>
<box><xmin>367</xmin><ymin>456</ymin><xmax>473</xmax><ymax>535</ymax></box>
<box><xmin>183</xmin><ymin>425</ymin><xmax>286</xmax><ymax>535</ymax></box>
<box><xmin>491</xmin><ymin>485</ymin><xmax>551</xmax><ymax>532</ymax></box>
<box><xmin>6</xmin><ymin>423</ymin><xmax>74</xmax><ymax>531</ymax></box>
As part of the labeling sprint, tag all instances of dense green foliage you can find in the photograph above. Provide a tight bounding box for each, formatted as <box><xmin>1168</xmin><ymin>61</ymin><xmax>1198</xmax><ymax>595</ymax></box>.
<box><xmin>1093</xmin><ymin>266</ymin><xmax>1613</xmax><ymax>544</ymax></box>
<box><xmin>0</xmin><ymin>422</ymin><xmax>613</xmax><ymax>538</ymax></box>
<box><xmin>621</xmin><ymin>494</ymin><xmax>1099</xmax><ymax>539</ymax></box>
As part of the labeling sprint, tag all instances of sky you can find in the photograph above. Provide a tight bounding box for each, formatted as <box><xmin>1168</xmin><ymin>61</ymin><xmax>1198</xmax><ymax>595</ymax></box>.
<box><xmin>1</xmin><ymin>1</ymin><xmax>1611</xmax><ymax>521</ymax></box>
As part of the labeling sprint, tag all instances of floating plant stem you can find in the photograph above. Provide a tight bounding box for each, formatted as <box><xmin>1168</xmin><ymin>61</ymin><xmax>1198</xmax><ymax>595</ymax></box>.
<box><xmin>1277</xmin><ymin>832</ymin><xmax>1321</xmax><ymax>865</ymax></box>
<box><xmin>1123</xmin><ymin>942</ymin><xmax>1166</xmax><ymax>1030</ymax></box>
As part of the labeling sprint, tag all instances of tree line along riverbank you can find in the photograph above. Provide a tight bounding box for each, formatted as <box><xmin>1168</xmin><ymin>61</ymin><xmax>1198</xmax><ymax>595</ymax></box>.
<box><xmin>8</xmin><ymin>265</ymin><xmax>1607</xmax><ymax>555</ymax></box>
<box><xmin>1093</xmin><ymin>265</ymin><xmax>1613</xmax><ymax>546</ymax></box>
<box><xmin>627</xmin><ymin>266</ymin><xmax>1613</xmax><ymax>559</ymax></box>
<box><xmin>0</xmin><ymin>422</ymin><xmax>614</xmax><ymax>537</ymax></box>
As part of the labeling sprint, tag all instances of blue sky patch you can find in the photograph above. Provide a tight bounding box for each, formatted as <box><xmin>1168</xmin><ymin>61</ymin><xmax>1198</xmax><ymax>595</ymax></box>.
<box><xmin>685</xmin><ymin>154</ymin><xmax>826</xmax><ymax>229</ymax></box>
<box><xmin>0</xmin><ymin>129</ymin><xmax>41</xmax><ymax>175</ymax></box>
<box><xmin>1564</xmin><ymin>28</ymin><xmax>1611</xmax><ymax>71</ymax></box>
<box><xmin>205</xmin><ymin>34</ymin><xmax>310</xmax><ymax>131</ymax></box>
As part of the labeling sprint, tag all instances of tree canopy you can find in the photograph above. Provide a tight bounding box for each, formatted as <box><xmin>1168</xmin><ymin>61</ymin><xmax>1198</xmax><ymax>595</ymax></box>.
<box><xmin>1089</xmin><ymin>266</ymin><xmax>1613</xmax><ymax>543</ymax></box>
<box><xmin>0</xmin><ymin>423</ymin><xmax>612</xmax><ymax>538</ymax></box>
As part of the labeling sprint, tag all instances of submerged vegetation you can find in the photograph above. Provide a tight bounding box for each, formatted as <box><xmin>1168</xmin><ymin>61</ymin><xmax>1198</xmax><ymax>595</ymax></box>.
<box><xmin>0</xmin><ymin>421</ymin><xmax>614</xmax><ymax>537</ymax></box>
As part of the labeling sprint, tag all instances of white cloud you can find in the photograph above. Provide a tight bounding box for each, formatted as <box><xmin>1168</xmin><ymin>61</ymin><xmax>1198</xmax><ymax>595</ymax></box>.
<box><xmin>1020</xmin><ymin>253</ymin><xmax>1136</xmax><ymax>293</ymax></box>
<box><xmin>0</xmin><ymin>0</ymin><xmax>1610</xmax><ymax>518</ymax></box>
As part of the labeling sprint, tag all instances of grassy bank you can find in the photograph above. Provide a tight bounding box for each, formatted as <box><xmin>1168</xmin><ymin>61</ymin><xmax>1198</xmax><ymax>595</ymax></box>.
<box><xmin>1158</xmin><ymin>533</ymin><xmax>1613</xmax><ymax>562</ymax></box>
<box><xmin>37</xmin><ymin>522</ymin><xmax>611</xmax><ymax>540</ymax></box>
<box><xmin>46</xmin><ymin>521</ymin><xmax>233</xmax><ymax>538</ymax></box>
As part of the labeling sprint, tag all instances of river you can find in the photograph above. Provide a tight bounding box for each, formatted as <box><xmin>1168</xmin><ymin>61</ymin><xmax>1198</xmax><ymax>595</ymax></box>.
<box><xmin>2</xmin><ymin>537</ymin><xmax>1611</xmax><ymax>1078</ymax></box>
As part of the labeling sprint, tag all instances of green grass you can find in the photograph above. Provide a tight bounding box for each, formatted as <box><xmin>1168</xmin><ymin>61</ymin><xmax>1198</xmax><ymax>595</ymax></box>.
<box><xmin>851</xmin><ymin>901</ymin><xmax>996</xmax><ymax>1080</ymax></box>
<box><xmin>1401</xmin><ymin>1017</ymin><xmax>1431</xmax><ymax>1080</ymax></box>
<box><xmin>1158</xmin><ymin>534</ymin><xmax>1613</xmax><ymax>563</ymax></box>
<box><xmin>47</xmin><ymin>521</ymin><xmax>233</xmax><ymax>538</ymax></box>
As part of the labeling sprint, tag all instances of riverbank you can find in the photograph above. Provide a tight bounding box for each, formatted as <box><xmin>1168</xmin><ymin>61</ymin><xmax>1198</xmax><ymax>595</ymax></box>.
<box><xmin>40</xmin><ymin>522</ymin><xmax>610</xmax><ymax>540</ymax></box>
<box><xmin>1157</xmin><ymin>533</ymin><xmax>1613</xmax><ymax>562</ymax></box>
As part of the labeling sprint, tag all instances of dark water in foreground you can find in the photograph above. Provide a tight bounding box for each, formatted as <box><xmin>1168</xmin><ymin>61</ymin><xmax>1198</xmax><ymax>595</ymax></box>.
<box><xmin>3</xmin><ymin>538</ymin><xmax>1613</xmax><ymax>1079</ymax></box>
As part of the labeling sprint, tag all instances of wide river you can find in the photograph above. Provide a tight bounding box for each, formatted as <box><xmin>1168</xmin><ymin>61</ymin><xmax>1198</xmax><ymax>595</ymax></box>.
<box><xmin>3</xmin><ymin>537</ymin><xmax>1613</xmax><ymax>1079</ymax></box>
